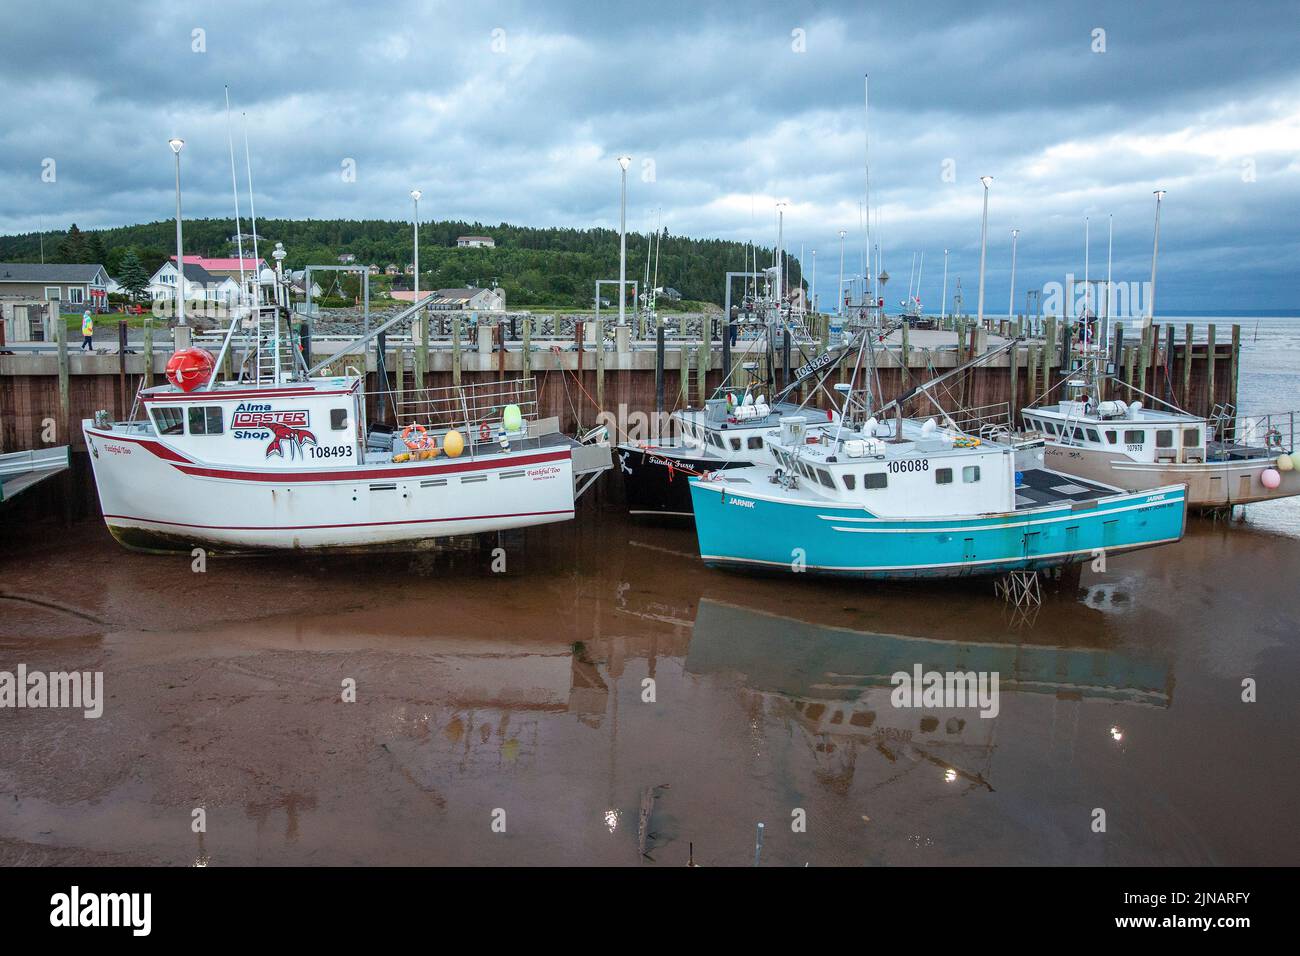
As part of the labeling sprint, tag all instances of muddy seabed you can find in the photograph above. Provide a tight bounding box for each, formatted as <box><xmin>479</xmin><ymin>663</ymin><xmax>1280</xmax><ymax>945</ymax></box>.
<box><xmin>1</xmin><ymin>504</ymin><xmax>1297</xmax><ymax>866</ymax></box>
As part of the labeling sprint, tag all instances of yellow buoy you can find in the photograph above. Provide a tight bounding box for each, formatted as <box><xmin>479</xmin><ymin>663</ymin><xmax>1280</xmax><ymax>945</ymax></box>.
<box><xmin>503</xmin><ymin>403</ymin><xmax>523</xmax><ymax>432</ymax></box>
<box><xmin>444</xmin><ymin>429</ymin><xmax>464</xmax><ymax>458</ymax></box>
<box><xmin>1279</xmin><ymin>454</ymin><xmax>1295</xmax><ymax>472</ymax></box>
<box><xmin>392</xmin><ymin>452</ymin><xmax>411</xmax><ymax>463</ymax></box>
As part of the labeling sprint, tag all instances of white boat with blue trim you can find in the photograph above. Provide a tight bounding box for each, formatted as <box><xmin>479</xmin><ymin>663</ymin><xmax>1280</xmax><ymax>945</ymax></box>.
<box><xmin>687</xmin><ymin>328</ymin><xmax>1188</xmax><ymax>580</ymax></box>
<box><xmin>689</xmin><ymin>415</ymin><xmax>1186</xmax><ymax>579</ymax></box>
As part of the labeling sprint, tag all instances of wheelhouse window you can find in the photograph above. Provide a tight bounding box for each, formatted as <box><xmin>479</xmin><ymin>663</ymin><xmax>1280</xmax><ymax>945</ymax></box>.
<box><xmin>152</xmin><ymin>406</ymin><xmax>184</xmax><ymax>435</ymax></box>
<box><xmin>331</xmin><ymin>408</ymin><xmax>349</xmax><ymax>430</ymax></box>
<box><xmin>1086</xmin><ymin>429</ymin><xmax>1101</xmax><ymax>443</ymax></box>
<box><xmin>962</xmin><ymin>465</ymin><xmax>981</xmax><ymax>483</ymax></box>
<box><xmin>935</xmin><ymin>467</ymin><xmax>953</xmax><ymax>485</ymax></box>
<box><xmin>1156</xmin><ymin>429</ymin><xmax>1174</xmax><ymax>448</ymax></box>
<box><xmin>1124</xmin><ymin>430</ymin><xmax>1145</xmax><ymax>445</ymax></box>
<box><xmin>843</xmin><ymin>474</ymin><xmax>856</xmax><ymax>490</ymax></box>
<box><xmin>747</xmin><ymin>436</ymin><xmax>764</xmax><ymax>450</ymax></box>
<box><xmin>1183</xmin><ymin>428</ymin><xmax>1201</xmax><ymax>447</ymax></box>
<box><xmin>1105</xmin><ymin>430</ymin><xmax>1117</xmax><ymax>444</ymax></box>
<box><xmin>730</xmin><ymin>437</ymin><xmax>742</xmax><ymax>451</ymax></box>
<box><xmin>863</xmin><ymin>472</ymin><xmax>887</xmax><ymax>489</ymax></box>
<box><xmin>188</xmin><ymin>406</ymin><xmax>224</xmax><ymax>435</ymax></box>
<box><xmin>817</xmin><ymin>468</ymin><xmax>835</xmax><ymax>489</ymax></box>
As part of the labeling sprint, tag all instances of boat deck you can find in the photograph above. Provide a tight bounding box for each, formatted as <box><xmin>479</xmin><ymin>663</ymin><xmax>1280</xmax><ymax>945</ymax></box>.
<box><xmin>365</xmin><ymin>422</ymin><xmax>576</xmax><ymax>463</ymax></box>
<box><xmin>1014</xmin><ymin>468</ymin><xmax>1118</xmax><ymax>510</ymax></box>
<box><xmin>1207</xmin><ymin>440</ymin><xmax>1271</xmax><ymax>462</ymax></box>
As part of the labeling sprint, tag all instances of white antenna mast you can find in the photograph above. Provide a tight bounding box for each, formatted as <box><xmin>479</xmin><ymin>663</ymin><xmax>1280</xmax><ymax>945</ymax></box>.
<box><xmin>242</xmin><ymin>113</ymin><xmax>261</xmax><ymax>303</ymax></box>
<box><xmin>864</xmin><ymin>74</ymin><xmax>872</xmax><ymax>311</ymax></box>
<box><xmin>1104</xmin><ymin>213</ymin><xmax>1113</xmax><ymax>350</ymax></box>
<box><xmin>224</xmin><ymin>87</ymin><xmax>246</xmax><ymax>304</ymax></box>
<box><xmin>916</xmin><ymin>251</ymin><xmax>924</xmax><ymax>310</ymax></box>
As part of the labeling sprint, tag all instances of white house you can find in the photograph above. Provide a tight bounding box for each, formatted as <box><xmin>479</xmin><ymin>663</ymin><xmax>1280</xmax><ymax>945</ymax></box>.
<box><xmin>456</xmin><ymin>236</ymin><xmax>495</xmax><ymax>248</ymax></box>
<box><xmin>146</xmin><ymin>260</ymin><xmax>241</xmax><ymax>306</ymax></box>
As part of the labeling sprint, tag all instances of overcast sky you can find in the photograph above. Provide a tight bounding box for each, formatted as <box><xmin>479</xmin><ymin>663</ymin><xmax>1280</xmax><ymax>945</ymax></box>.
<box><xmin>1</xmin><ymin>0</ymin><xmax>1297</xmax><ymax>312</ymax></box>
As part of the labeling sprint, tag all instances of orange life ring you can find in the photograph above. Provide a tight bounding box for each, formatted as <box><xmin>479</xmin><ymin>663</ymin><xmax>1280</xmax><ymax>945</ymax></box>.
<box><xmin>402</xmin><ymin>423</ymin><xmax>430</xmax><ymax>450</ymax></box>
<box><xmin>479</xmin><ymin>422</ymin><xmax>492</xmax><ymax>443</ymax></box>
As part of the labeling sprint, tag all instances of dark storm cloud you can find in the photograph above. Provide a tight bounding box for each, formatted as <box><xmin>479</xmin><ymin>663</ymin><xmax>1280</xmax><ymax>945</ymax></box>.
<box><xmin>1</xmin><ymin>0</ymin><xmax>1297</xmax><ymax>309</ymax></box>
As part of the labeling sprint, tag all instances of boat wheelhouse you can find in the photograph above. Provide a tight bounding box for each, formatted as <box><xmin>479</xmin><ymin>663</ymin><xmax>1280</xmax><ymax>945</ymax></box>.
<box><xmin>688</xmin><ymin>414</ymin><xmax>1187</xmax><ymax>579</ymax></box>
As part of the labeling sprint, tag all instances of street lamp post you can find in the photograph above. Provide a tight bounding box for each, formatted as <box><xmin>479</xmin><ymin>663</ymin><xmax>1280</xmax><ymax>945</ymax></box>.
<box><xmin>410</xmin><ymin>189</ymin><xmax>422</xmax><ymax>303</ymax></box>
<box><xmin>976</xmin><ymin>176</ymin><xmax>992</xmax><ymax>327</ymax></box>
<box><xmin>168</xmin><ymin>138</ymin><xmax>186</xmax><ymax>326</ymax></box>
<box><xmin>617</xmin><ymin>156</ymin><xmax>631</xmax><ymax>327</ymax></box>
<box><xmin>1008</xmin><ymin>228</ymin><xmax>1019</xmax><ymax>320</ymax></box>
<box><xmin>1149</xmin><ymin>190</ymin><xmax>1166</xmax><ymax>327</ymax></box>
<box><xmin>810</xmin><ymin>250</ymin><xmax>816</xmax><ymax>314</ymax></box>
<box><xmin>837</xmin><ymin>230</ymin><xmax>847</xmax><ymax>316</ymax></box>
<box><xmin>940</xmin><ymin>248</ymin><xmax>949</xmax><ymax>324</ymax></box>
<box><xmin>775</xmin><ymin>202</ymin><xmax>788</xmax><ymax>308</ymax></box>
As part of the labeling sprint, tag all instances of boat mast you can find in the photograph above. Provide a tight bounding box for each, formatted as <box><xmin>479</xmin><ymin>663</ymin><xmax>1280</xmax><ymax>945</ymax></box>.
<box><xmin>207</xmin><ymin>87</ymin><xmax>248</xmax><ymax>388</ymax></box>
<box><xmin>863</xmin><ymin>74</ymin><xmax>872</xmax><ymax>320</ymax></box>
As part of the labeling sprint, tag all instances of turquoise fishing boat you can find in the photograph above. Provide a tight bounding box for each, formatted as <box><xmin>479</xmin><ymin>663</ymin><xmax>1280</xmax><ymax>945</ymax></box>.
<box><xmin>688</xmin><ymin>410</ymin><xmax>1187</xmax><ymax>580</ymax></box>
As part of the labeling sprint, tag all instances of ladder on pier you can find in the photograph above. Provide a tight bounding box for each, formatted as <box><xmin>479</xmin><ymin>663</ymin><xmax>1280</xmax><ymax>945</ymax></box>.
<box><xmin>253</xmin><ymin>306</ymin><xmax>297</xmax><ymax>385</ymax></box>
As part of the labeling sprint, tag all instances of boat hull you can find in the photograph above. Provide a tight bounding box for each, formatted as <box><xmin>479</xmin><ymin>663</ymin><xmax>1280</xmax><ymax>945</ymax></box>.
<box><xmin>1043</xmin><ymin>444</ymin><xmax>1300</xmax><ymax>508</ymax></box>
<box><xmin>616</xmin><ymin>444</ymin><xmax>744</xmax><ymax>518</ymax></box>
<box><xmin>688</xmin><ymin>478</ymin><xmax>1187</xmax><ymax>579</ymax></box>
<box><xmin>84</xmin><ymin>425</ymin><xmax>577</xmax><ymax>553</ymax></box>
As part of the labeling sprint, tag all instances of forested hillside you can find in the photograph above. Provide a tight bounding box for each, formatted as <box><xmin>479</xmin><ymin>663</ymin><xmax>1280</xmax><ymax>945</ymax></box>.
<box><xmin>0</xmin><ymin>219</ymin><xmax>804</xmax><ymax>308</ymax></box>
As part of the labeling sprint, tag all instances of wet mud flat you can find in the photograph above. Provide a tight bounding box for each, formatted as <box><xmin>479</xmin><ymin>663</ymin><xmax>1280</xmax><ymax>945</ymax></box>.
<box><xmin>0</xmin><ymin>504</ymin><xmax>1297</xmax><ymax>866</ymax></box>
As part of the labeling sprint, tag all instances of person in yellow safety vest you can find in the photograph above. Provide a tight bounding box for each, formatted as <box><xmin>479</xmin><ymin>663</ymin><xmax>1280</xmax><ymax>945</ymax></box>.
<box><xmin>81</xmin><ymin>310</ymin><xmax>94</xmax><ymax>351</ymax></box>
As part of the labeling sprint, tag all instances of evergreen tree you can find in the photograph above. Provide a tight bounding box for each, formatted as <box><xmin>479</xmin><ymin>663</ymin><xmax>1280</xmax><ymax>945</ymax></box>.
<box><xmin>86</xmin><ymin>232</ymin><xmax>107</xmax><ymax>265</ymax></box>
<box><xmin>57</xmin><ymin>223</ymin><xmax>88</xmax><ymax>263</ymax></box>
<box><xmin>117</xmin><ymin>249</ymin><xmax>151</xmax><ymax>302</ymax></box>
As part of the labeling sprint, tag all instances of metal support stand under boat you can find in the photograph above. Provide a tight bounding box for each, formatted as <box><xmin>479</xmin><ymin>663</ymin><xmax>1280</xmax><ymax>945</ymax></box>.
<box><xmin>994</xmin><ymin>569</ymin><xmax>1042</xmax><ymax>608</ymax></box>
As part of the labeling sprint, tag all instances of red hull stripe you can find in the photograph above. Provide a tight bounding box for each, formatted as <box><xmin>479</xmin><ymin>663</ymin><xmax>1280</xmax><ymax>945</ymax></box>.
<box><xmin>102</xmin><ymin>509</ymin><xmax>573</xmax><ymax>532</ymax></box>
<box><xmin>86</xmin><ymin>430</ymin><xmax>197</xmax><ymax>463</ymax></box>
<box><xmin>172</xmin><ymin>448</ymin><xmax>570</xmax><ymax>482</ymax></box>
<box><xmin>86</xmin><ymin>428</ymin><xmax>571</xmax><ymax>480</ymax></box>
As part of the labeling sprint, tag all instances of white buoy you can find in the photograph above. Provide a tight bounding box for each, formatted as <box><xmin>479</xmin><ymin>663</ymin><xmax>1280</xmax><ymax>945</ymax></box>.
<box><xmin>921</xmin><ymin>418</ymin><xmax>937</xmax><ymax>437</ymax></box>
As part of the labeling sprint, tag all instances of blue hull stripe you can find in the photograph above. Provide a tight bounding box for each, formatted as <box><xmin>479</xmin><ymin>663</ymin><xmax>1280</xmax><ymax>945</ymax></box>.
<box><xmin>688</xmin><ymin>479</ymin><xmax>1187</xmax><ymax>578</ymax></box>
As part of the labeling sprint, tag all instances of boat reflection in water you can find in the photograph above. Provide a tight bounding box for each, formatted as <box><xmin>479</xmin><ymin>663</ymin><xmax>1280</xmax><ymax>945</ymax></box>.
<box><xmin>683</xmin><ymin>597</ymin><xmax>1173</xmax><ymax>792</ymax></box>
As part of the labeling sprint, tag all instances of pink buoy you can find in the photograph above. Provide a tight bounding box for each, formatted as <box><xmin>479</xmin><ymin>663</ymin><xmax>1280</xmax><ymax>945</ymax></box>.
<box><xmin>1261</xmin><ymin>468</ymin><xmax>1282</xmax><ymax>489</ymax></box>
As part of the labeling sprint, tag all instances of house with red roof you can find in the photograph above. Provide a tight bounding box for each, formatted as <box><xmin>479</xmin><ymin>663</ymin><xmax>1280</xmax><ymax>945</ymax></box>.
<box><xmin>171</xmin><ymin>255</ymin><xmax>267</xmax><ymax>281</ymax></box>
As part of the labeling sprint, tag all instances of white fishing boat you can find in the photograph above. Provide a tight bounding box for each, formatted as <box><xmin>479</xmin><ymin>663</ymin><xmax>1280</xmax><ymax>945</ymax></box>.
<box><xmin>84</xmin><ymin>296</ymin><xmax>611</xmax><ymax>553</ymax></box>
<box><xmin>1022</xmin><ymin>353</ymin><xmax>1300</xmax><ymax>509</ymax></box>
